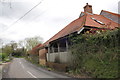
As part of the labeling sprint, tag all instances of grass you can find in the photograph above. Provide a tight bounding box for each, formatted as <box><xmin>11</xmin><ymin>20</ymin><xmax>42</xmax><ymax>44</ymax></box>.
<box><xmin>25</xmin><ymin>57</ymin><xmax>54</xmax><ymax>71</ymax></box>
<box><xmin>0</xmin><ymin>53</ymin><xmax>12</xmax><ymax>63</ymax></box>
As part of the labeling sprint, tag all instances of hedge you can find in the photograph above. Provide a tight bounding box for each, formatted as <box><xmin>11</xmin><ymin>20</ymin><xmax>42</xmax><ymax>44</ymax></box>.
<box><xmin>69</xmin><ymin>28</ymin><xmax>120</xmax><ymax>78</ymax></box>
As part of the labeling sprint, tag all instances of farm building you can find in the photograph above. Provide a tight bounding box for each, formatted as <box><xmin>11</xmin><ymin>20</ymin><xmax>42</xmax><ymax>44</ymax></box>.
<box><xmin>30</xmin><ymin>3</ymin><xmax>120</xmax><ymax>71</ymax></box>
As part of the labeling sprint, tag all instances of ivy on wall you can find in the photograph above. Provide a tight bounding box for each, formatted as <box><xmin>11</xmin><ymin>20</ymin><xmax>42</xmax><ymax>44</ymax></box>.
<box><xmin>69</xmin><ymin>28</ymin><xmax>120</xmax><ymax>78</ymax></box>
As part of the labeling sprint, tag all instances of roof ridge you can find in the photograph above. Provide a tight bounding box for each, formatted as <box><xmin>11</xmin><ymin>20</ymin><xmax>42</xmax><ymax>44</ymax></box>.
<box><xmin>42</xmin><ymin>15</ymin><xmax>87</xmax><ymax>46</ymax></box>
<box><xmin>76</xmin><ymin>13</ymin><xmax>87</xmax><ymax>31</ymax></box>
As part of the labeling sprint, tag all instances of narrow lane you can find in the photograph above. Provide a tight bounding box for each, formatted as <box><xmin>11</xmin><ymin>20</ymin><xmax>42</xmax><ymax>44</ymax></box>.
<box><xmin>6</xmin><ymin>58</ymin><xmax>69</xmax><ymax>78</ymax></box>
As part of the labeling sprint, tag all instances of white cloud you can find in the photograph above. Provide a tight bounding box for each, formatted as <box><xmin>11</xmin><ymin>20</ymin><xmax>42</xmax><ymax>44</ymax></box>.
<box><xmin>0</xmin><ymin>0</ymin><xmax>119</xmax><ymax>44</ymax></box>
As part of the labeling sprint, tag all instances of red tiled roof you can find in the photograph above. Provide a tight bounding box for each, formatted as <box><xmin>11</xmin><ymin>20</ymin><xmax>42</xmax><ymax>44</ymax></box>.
<box><xmin>32</xmin><ymin>44</ymin><xmax>42</xmax><ymax>50</ymax></box>
<box><xmin>41</xmin><ymin>12</ymin><xmax>119</xmax><ymax>47</ymax></box>
<box><xmin>85</xmin><ymin>13</ymin><xmax>119</xmax><ymax>29</ymax></box>
<box><xmin>28</xmin><ymin>10</ymin><xmax>117</xmax><ymax>51</ymax></box>
<box><xmin>43</xmin><ymin>15</ymin><xmax>86</xmax><ymax>46</ymax></box>
<box><xmin>30</xmin><ymin>44</ymin><xmax>42</xmax><ymax>54</ymax></box>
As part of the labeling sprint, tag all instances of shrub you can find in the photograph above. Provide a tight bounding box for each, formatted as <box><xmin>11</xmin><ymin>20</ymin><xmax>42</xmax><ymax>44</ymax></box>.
<box><xmin>0</xmin><ymin>53</ymin><xmax>8</xmax><ymax>60</ymax></box>
<box><xmin>69</xmin><ymin>28</ymin><xmax>120</xmax><ymax>78</ymax></box>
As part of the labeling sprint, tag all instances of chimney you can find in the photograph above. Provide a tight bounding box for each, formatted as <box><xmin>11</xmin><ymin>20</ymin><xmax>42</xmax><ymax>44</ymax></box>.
<box><xmin>84</xmin><ymin>3</ymin><xmax>93</xmax><ymax>13</ymax></box>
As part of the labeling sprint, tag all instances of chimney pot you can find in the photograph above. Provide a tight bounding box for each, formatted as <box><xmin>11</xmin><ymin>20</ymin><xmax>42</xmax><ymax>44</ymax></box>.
<box><xmin>84</xmin><ymin>3</ymin><xmax>93</xmax><ymax>13</ymax></box>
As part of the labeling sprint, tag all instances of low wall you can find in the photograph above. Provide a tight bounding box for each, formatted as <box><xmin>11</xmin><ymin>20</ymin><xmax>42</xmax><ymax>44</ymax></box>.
<box><xmin>46</xmin><ymin>62</ymin><xmax>68</xmax><ymax>72</ymax></box>
<box><xmin>39</xmin><ymin>59</ymin><xmax>46</xmax><ymax>65</ymax></box>
<box><xmin>46</xmin><ymin>52</ymin><xmax>73</xmax><ymax>71</ymax></box>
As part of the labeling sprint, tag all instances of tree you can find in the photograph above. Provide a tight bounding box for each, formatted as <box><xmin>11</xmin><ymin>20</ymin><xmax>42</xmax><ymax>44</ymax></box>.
<box><xmin>24</xmin><ymin>36</ymin><xmax>43</xmax><ymax>51</ymax></box>
<box><xmin>18</xmin><ymin>40</ymin><xmax>25</xmax><ymax>48</ymax></box>
<box><xmin>10</xmin><ymin>41</ymin><xmax>17</xmax><ymax>51</ymax></box>
<box><xmin>2</xmin><ymin>41</ymin><xmax>18</xmax><ymax>56</ymax></box>
<box><xmin>0</xmin><ymin>39</ymin><xmax>3</xmax><ymax>53</ymax></box>
<box><xmin>2</xmin><ymin>44</ymin><xmax>13</xmax><ymax>56</ymax></box>
<box><xmin>0</xmin><ymin>39</ymin><xmax>2</xmax><ymax>45</ymax></box>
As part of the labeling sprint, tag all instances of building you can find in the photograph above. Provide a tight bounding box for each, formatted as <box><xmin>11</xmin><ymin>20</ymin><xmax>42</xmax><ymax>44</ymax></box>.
<box><xmin>31</xmin><ymin>3</ymin><xmax>120</xmax><ymax>71</ymax></box>
<box><xmin>28</xmin><ymin>44</ymin><xmax>42</xmax><ymax>64</ymax></box>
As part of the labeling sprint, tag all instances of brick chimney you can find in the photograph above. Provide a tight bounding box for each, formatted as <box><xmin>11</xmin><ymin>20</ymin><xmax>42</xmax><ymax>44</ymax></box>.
<box><xmin>84</xmin><ymin>3</ymin><xmax>93</xmax><ymax>13</ymax></box>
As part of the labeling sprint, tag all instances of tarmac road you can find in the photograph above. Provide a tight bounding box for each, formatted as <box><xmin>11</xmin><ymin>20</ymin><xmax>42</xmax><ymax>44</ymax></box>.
<box><xmin>3</xmin><ymin>58</ymin><xmax>69</xmax><ymax>78</ymax></box>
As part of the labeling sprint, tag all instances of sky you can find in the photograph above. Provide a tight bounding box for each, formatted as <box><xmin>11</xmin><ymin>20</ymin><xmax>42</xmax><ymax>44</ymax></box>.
<box><xmin>0</xmin><ymin>0</ymin><xmax>119</xmax><ymax>44</ymax></box>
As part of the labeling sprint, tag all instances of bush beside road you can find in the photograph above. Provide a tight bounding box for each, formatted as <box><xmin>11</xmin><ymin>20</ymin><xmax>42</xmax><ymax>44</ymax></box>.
<box><xmin>0</xmin><ymin>53</ymin><xmax>12</xmax><ymax>64</ymax></box>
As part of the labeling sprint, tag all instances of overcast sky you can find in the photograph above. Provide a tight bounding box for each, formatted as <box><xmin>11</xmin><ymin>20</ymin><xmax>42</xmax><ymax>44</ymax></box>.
<box><xmin>0</xmin><ymin>0</ymin><xmax>119</xmax><ymax>44</ymax></box>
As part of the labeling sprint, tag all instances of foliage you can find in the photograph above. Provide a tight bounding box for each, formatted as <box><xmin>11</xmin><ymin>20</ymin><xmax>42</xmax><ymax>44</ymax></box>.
<box><xmin>2</xmin><ymin>45</ymin><xmax>13</xmax><ymax>56</ymax></box>
<box><xmin>0</xmin><ymin>39</ymin><xmax>3</xmax><ymax>52</ymax></box>
<box><xmin>69</xmin><ymin>28</ymin><xmax>120</xmax><ymax>78</ymax></box>
<box><xmin>0</xmin><ymin>53</ymin><xmax>7</xmax><ymax>60</ymax></box>
<box><xmin>24</xmin><ymin>36</ymin><xmax>43</xmax><ymax>51</ymax></box>
<box><xmin>1</xmin><ymin>41</ymin><xmax>26</xmax><ymax>58</ymax></box>
<box><xmin>0</xmin><ymin>53</ymin><xmax>11</xmax><ymax>62</ymax></box>
<box><xmin>2</xmin><ymin>41</ymin><xmax>18</xmax><ymax>55</ymax></box>
<box><xmin>25</xmin><ymin>56</ymin><xmax>39</xmax><ymax>65</ymax></box>
<box><xmin>13</xmin><ymin>48</ymin><xmax>25</xmax><ymax>57</ymax></box>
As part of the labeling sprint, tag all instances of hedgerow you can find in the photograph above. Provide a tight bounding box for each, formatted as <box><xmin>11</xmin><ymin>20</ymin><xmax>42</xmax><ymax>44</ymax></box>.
<box><xmin>69</xmin><ymin>28</ymin><xmax>120</xmax><ymax>78</ymax></box>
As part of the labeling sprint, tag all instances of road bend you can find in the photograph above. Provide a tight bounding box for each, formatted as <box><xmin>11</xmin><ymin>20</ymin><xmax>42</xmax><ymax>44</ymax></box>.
<box><xmin>4</xmin><ymin>58</ymin><xmax>69</xmax><ymax>78</ymax></box>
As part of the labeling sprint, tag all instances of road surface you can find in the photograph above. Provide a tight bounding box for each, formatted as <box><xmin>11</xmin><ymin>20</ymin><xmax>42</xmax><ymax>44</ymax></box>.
<box><xmin>3</xmin><ymin>58</ymin><xmax>69</xmax><ymax>78</ymax></box>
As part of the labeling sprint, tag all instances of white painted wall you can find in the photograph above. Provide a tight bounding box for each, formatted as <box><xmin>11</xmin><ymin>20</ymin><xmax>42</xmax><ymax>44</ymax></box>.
<box><xmin>46</xmin><ymin>52</ymin><xmax>71</xmax><ymax>64</ymax></box>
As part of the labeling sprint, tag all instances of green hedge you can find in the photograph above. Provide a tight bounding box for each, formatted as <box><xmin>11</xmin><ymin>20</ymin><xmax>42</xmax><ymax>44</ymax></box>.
<box><xmin>0</xmin><ymin>53</ymin><xmax>8</xmax><ymax>60</ymax></box>
<box><xmin>69</xmin><ymin>28</ymin><xmax>120</xmax><ymax>78</ymax></box>
<box><xmin>0</xmin><ymin>53</ymin><xmax>11</xmax><ymax>62</ymax></box>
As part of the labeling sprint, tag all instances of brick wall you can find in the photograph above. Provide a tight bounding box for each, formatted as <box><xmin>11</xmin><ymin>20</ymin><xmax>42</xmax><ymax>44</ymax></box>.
<box><xmin>46</xmin><ymin>62</ymin><xmax>68</xmax><ymax>72</ymax></box>
<box><xmin>39</xmin><ymin>48</ymin><xmax>47</xmax><ymax>65</ymax></box>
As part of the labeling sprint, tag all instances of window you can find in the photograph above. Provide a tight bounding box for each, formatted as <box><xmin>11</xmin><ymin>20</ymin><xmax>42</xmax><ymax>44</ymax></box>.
<box><xmin>91</xmin><ymin>17</ymin><xmax>105</xmax><ymax>25</ymax></box>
